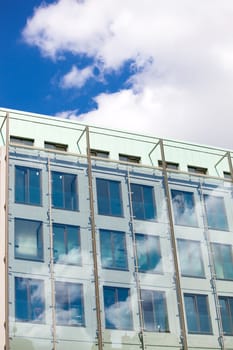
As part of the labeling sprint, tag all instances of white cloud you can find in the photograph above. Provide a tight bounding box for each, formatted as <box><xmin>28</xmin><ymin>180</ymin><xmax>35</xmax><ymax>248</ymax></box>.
<box><xmin>23</xmin><ymin>0</ymin><xmax>233</xmax><ymax>148</ymax></box>
<box><xmin>61</xmin><ymin>65</ymin><xmax>93</xmax><ymax>88</ymax></box>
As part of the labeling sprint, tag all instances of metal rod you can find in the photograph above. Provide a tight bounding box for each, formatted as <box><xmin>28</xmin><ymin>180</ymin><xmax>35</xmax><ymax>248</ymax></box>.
<box><xmin>47</xmin><ymin>158</ymin><xmax>57</xmax><ymax>350</ymax></box>
<box><xmin>198</xmin><ymin>183</ymin><xmax>225</xmax><ymax>349</ymax></box>
<box><xmin>86</xmin><ymin>126</ymin><xmax>103</xmax><ymax>350</ymax></box>
<box><xmin>126</xmin><ymin>168</ymin><xmax>146</xmax><ymax>350</ymax></box>
<box><xmin>5</xmin><ymin>112</ymin><xmax>9</xmax><ymax>350</ymax></box>
<box><xmin>159</xmin><ymin>139</ymin><xmax>188</xmax><ymax>350</ymax></box>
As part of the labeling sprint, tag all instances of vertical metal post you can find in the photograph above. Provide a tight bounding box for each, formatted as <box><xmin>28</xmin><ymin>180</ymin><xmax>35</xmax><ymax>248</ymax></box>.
<box><xmin>86</xmin><ymin>127</ymin><xmax>103</xmax><ymax>350</ymax></box>
<box><xmin>126</xmin><ymin>168</ymin><xmax>146</xmax><ymax>350</ymax></box>
<box><xmin>198</xmin><ymin>183</ymin><xmax>225</xmax><ymax>349</ymax></box>
<box><xmin>159</xmin><ymin>139</ymin><xmax>188</xmax><ymax>350</ymax></box>
<box><xmin>47</xmin><ymin>158</ymin><xmax>57</xmax><ymax>350</ymax></box>
<box><xmin>5</xmin><ymin>112</ymin><xmax>10</xmax><ymax>350</ymax></box>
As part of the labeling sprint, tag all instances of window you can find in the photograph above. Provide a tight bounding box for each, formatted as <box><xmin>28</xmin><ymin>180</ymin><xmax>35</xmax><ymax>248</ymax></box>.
<box><xmin>15</xmin><ymin>166</ymin><xmax>41</xmax><ymax>205</ymax></box>
<box><xmin>52</xmin><ymin>171</ymin><xmax>78</xmax><ymax>210</ymax></box>
<box><xmin>10</xmin><ymin>136</ymin><xmax>34</xmax><ymax>146</ymax></box>
<box><xmin>141</xmin><ymin>290</ymin><xmax>169</xmax><ymax>332</ymax></box>
<box><xmin>223</xmin><ymin>171</ymin><xmax>231</xmax><ymax>180</ymax></box>
<box><xmin>204</xmin><ymin>194</ymin><xmax>228</xmax><ymax>231</ymax></box>
<box><xmin>158</xmin><ymin>160</ymin><xmax>179</xmax><ymax>170</ymax></box>
<box><xmin>103</xmin><ymin>286</ymin><xmax>133</xmax><ymax>330</ymax></box>
<box><xmin>55</xmin><ymin>282</ymin><xmax>85</xmax><ymax>326</ymax></box>
<box><xmin>171</xmin><ymin>189</ymin><xmax>197</xmax><ymax>226</ymax></box>
<box><xmin>184</xmin><ymin>294</ymin><xmax>212</xmax><ymax>334</ymax></box>
<box><xmin>53</xmin><ymin>224</ymin><xmax>81</xmax><ymax>265</ymax></box>
<box><xmin>15</xmin><ymin>218</ymin><xmax>43</xmax><ymax>261</ymax></box>
<box><xmin>90</xmin><ymin>149</ymin><xmax>109</xmax><ymax>158</ymax></box>
<box><xmin>219</xmin><ymin>296</ymin><xmax>233</xmax><ymax>335</ymax></box>
<box><xmin>188</xmin><ymin>165</ymin><xmax>207</xmax><ymax>175</ymax></box>
<box><xmin>177</xmin><ymin>239</ymin><xmax>204</xmax><ymax>278</ymax></box>
<box><xmin>212</xmin><ymin>243</ymin><xmax>233</xmax><ymax>280</ymax></box>
<box><xmin>131</xmin><ymin>183</ymin><xmax>156</xmax><ymax>220</ymax></box>
<box><xmin>100</xmin><ymin>229</ymin><xmax>128</xmax><ymax>270</ymax></box>
<box><xmin>15</xmin><ymin>277</ymin><xmax>45</xmax><ymax>323</ymax></box>
<box><xmin>44</xmin><ymin>141</ymin><xmax>68</xmax><ymax>151</ymax></box>
<box><xmin>96</xmin><ymin>178</ymin><xmax>123</xmax><ymax>216</ymax></box>
<box><xmin>135</xmin><ymin>234</ymin><xmax>162</xmax><ymax>273</ymax></box>
<box><xmin>119</xmin><ymin>154</ymin><xmax>141</xmax><ymax>164</ymax></box>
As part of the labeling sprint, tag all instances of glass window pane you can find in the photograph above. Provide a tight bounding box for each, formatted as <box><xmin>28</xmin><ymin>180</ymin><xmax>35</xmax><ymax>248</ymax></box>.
<box><xmin>212</xmin><ymin>243</ymin><xmax>233</xmax><ymax>280</ymax></box>
<box><xmin>52</xmin><ymin>172</ymin><xmax>78</xmax><ymax>210</ymax></box>
<box><xmin>29</xmin><ymin>169</ymin><xmax>41</xmax><ymax>205</ymax></box>
<box><xmin>177</xmin><ymin>240</ymin><xmax>204</xmax><ymax>277</ymax></box>
<box><xmin>15</xmin><ymin>166</ymin><xmax>41</xmax><ymax>205</ymax></box>
<box><xmin>171</xmin><ymin>190</ymin><xmax>197</xmax><ymax>226</ymax></box>
<box><xmin>53</xmin><ymin>224</ymin><xmax>81</xmax><ymax>265</ymax></box>
<box><xmin>141</xmin><ymin>290</ymin><xmax>169</xmax><ymax>332</ymax></box>
<box><xmin>131</xmin><ymin>184</ymin><xmax>156</xmax><ymax>220</ymax></box>
<box><xmin>184</xmin><ymin>294</ymin><xmax>212</xmax><ymax>334</ymax></box>
<box><xmin>15</xmin><ymin>219</ymin><xmax>43</xmax><ymax>261</ymax></box>
<box><xmin>55</xmin><ymin>282</ymin><xmax>85</xmax><ymax>326</ymax></box>
<box><xmin>135</xmin><ymin>234</ymin><xmax>162</xmax><ymax>273</ymax></box>
<box><xmin>100</xmin><ymin>230</ymin><xmax>127</xmax><ymax>270</ymax></box>
<box><xmin>103</xmin><ymin>286</ymin><xmax>133</xmax><ymax>330</ymax></box>
<box><xmin>96</xmin><ymin>179</ymin><xmax>122</xmax><ymax>216</ymax></box>
<box><xmin>15</xmin><ymin>277</ymin><xmax>45</xmax><ymax>323</ymax></box>
<box><xmin>204</xmin><ymin>195</ymin><xmax>228</xmax><ymax>230</ymax></box>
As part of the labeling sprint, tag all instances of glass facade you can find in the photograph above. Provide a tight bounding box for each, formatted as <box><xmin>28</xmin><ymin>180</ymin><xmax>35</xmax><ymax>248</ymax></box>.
<box><xmin>1</xmin><ymin>110</ymin><xmax>232</xmax><ymax>350</ymax></box>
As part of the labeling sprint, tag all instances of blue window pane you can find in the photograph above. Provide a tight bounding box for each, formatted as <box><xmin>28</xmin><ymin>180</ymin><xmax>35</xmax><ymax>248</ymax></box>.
<box><xmin>53</xmin><ymin>224</ymin><xmax>81</xmax><ymax>265</ymax></box>
<box><xmin>15</xmin><ymin>218</ymin><xmax>43</xmax><ymax>261</ymax></box>
<box><xmin>55</xmin><ymin>282</ymin><xmax>85</xmax><ymax>326</ymax></box>
<box><xmin>96</xmin><ymin>178</ymin><xmax>123</xmax><ymax>216</ymax></box>
<box><xmin>177</xmin><ymin>239</ymin><xmax>204</xmax><ymax>277</ymax></box>
<box><xmin>204</xmin><ymin>195</ymin><xmax>228</xmax><ymax>231</ymax></box>
<box><xmin>141</xmin><ymin>290</ymin><xmax>169</xmax><ymax>332</ymax></box>
<box><xmin>218</xmin><ymin>297</ymin><xmax>233</xmax><ymax>335</ymax></box>
<box><xmin>131</xmin><ymin>184</ymin><xmax>156</xmax><ymax>220</ymax></box>
<box><xmin>184</xmin><ymin>294</ymin><xmax>212</xmax><ymax>334</ymax></box>
<box><xmin>171</xmin><ymin>189</ymin><xmax>197</xmax><ymax>226</ymax></box>
<box><xmin>103</xmin><ymin>286</ymin><xmax>133</xmax><ymax>330</ymax></box>
<box><xmin>135</xmin><ymin>234</ymin><xmax>162</xmax><ymax>273</ymax></box>
<box><xmin>15</xmin><ymin>166</ymin><xmax>41</xmax><ymax>205</ymax></box>
<box><xmin>15</xmin><ymin>277</ymin><xmax>45</xmax><ymax>323</ymax></box>
<box><xmin>52</xmin><ymin>172</ymin><xmax>78</xmax><ymax>210</ymax></box>
<box><xmin>212</xmin><ymin>243</ymin><xmax>233</xmax><ymax>280</ymax></box>
<box><xmin>100</xmin><ymin>230</ymin><xmax>128</xmax><ymax>270</ymax></box>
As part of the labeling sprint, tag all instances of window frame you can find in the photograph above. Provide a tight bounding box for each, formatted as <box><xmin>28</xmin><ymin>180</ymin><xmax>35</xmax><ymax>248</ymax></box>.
<box><xmin>90</xmin><ymin>149</ymin><xmax>109</xmax><ymax>158</ymax></box>
<box><xmin>219</xmin><ymin>296</ymin><xmax>233</xmax><ymax>335</ymax></box>
<box><xmin>10</xmin><ymin>135</ymin><xmax>34</xmax><ymax>146</ymax></box>
<box><xmin>96</xmin><ymin>178</ymin><xmax>123</xmax><ymax>217</ymax></box>
<box><xmin>55</xmin><ymin>281</ymin><xmax>85</xmax><ymax>327</ymax></box>
<box><xmin>177</xmin><ymin>239</ymin><xmax>205</xmax><ymax>278</ymax></box>
<box><xmin>15</xmin><ymin>218</ymin><xmax>43</xmax><ymax>262</ymax></box>
<box><xmin>141</xmin><ymin>289</ymin><xmax>169</xmax><ymax>332</ymax></box>
<box><xmin>52</xmin><ymin>171</ymin><xmax>78</xmax><ymax>211</ymax></box>
<box><xmin>15</xmin><ymin>277</ymin><xmax>45</xmax><ymax>323</ymax></box>
<box><xmin>212</xmin><ymin>243</ymin><xmax>233</xmax><ymax>280</ymax></box>
<box><xmin>203</xmin><ymin>194</ymin><xmax>229</xmax><ymax>231</ymax></box>
<box><xmin>44</xmin><ymin>141</ymin><xmax>68</xmax><ymax>152</ymax></box>
<box><xmin>119</xmin><ymin>153</ymin><xmax>141</xmax><ymax>164</ymax></box>
<box><xmin>135</xmin><ymin>233</ymin><xmax>162</xmax><ymax>274</ymax></box>
<box><xmin>53</xmin><ymin>223</ymin><xmax>81</xmax><ymax>265</ymax></box>
<box><xmin>15</xmin><ymin>165</ymin><xmax>42</xmax><ymax>206</ymax></box>
<box><xmin>99</xmin><ymin>229</ymin><xmax>128</xmax><ymax>270</ymax></box>
<box><xmin>184</xmin><ymin>293</ymin><xmax>212</xmax><ymax>334</ymax></box>
<box><xmin>171</xmin><ymin>189</ymin><xmax>198</xmax><ymax>227</ymax></box>
<box><xmin>103</xmin><ymin>286</ymin><xmax>133</xmax><ymax>330</ymax></box>
<box><xmin>131</xmin><ymin>183</ymin><xmax>156</xmax><ymax>221</ymax></box>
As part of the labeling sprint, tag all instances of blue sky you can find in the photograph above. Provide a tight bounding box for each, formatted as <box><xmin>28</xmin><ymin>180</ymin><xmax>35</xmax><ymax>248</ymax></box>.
<box><xmin>1</xmin><ymin>0</ymin><xmax>233</xmax><ymax>149</ymax></box>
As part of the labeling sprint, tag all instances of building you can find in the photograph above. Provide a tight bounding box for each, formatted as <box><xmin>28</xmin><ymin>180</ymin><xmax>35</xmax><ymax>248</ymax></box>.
<box><xmin>0</xmin><ymin>107</ymin><xmax>233</xmax><ymax>350</ymax></box>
